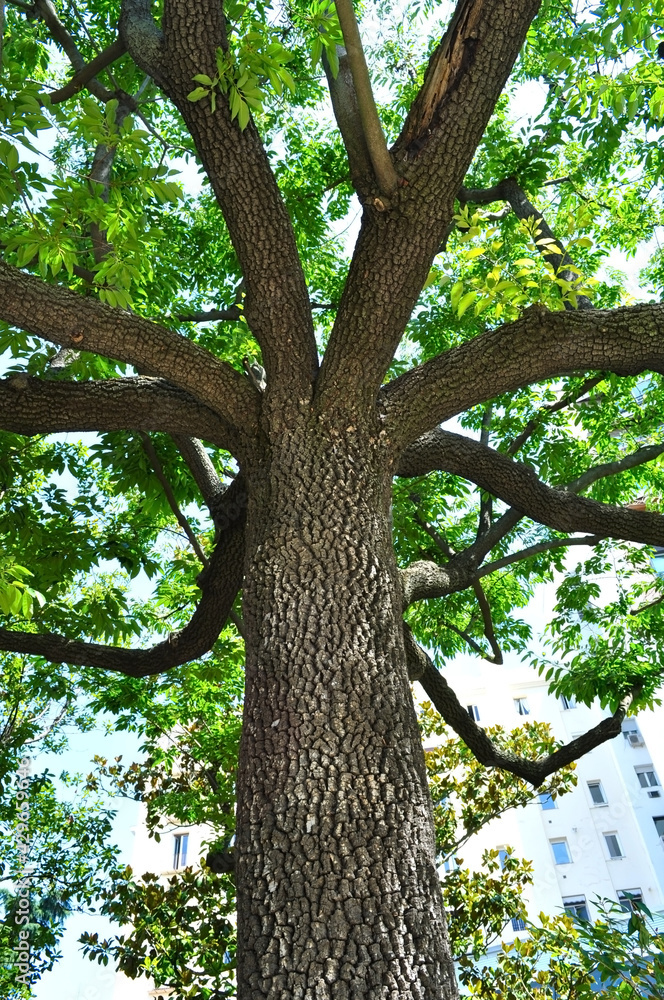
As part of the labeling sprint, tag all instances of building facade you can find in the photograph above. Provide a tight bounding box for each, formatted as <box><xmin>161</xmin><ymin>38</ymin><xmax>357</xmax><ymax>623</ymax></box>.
<box><xmin>449</xmin><ymin>656</ymin><xmax>664</xmax><ymax>935</ymax></box>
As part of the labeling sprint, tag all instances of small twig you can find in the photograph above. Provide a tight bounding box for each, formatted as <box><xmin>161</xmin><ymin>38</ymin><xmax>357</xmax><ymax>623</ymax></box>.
<box><xmin>229</xmin><ymin>608</ymin><xmax>245</xmax><ymax>638</ymax></box>
<box><xmin>412</xmin><ymin>508</ymin><xmax>455</xmax><ymax>560</ymax></box>
<box><xmin>440</xmin><ymin>613</ymin><xmax>501</xmax><ymax>664</ymax></box>
<box><xmin>139</xmin><ymin>432</ymin><xmax>209</xmax><ymax>567</ymax></box>
<box><xmin>476</xmin><ymin>534</ymin><xmax>603</xmax><ymax>579</ymax></box>
<box><xmin>471</xmin><ymin>580</ymin><xmax>502</xmax><ymax>663</ymax></box>
<box><xmin>45</xmin><ymin>37</ymin><xmax>128</xmax><ymax>105</ymax></box>
<box><xmin>476</xmin><ymin>404</ymin><xmax>493</xmax><ymax>540</ymax></box>
<box><xmin>506</xmin><ymin>374</ymin><xmax>605</xmax><ymax>457</ymax></box>
<box><xmin>542</xmin><ymin>175</ymin><xmax>571</xmax><ymax>187</ymax></box>
<box><xmin>630</xmin><ymin>594</ymin><xmax>664</xmax><ymax>616</ymax></box>
<box><xmin>176</xmin><ymin>306</ymin><xmax>242</xmax><ymax>323</ymax></box>
<box><xmin>563</xmin><ymin>442</ymin><xmax>664</xmax><ymax>494</ymax></box>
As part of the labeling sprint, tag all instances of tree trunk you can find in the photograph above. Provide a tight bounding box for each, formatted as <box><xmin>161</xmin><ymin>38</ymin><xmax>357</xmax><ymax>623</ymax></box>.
<box><xmin>237</xmin><ymin>417</ymin><xmax>457</xmax><ymax>999</ymax></box>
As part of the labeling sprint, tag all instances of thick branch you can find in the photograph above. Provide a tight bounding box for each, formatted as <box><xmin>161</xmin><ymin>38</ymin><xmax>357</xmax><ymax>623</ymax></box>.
<box><xmin>45</xmin><ymin>37</ymin><xmax>128</xmax><ymax>105</ymax></box>
<box><xmin>0</xmin><ymin>477</ymin><xmax>246</xmax><ymax>677</ymax></box>
<box><xmin>316</xmin><ymin>0</ymin><xmax>544</xmax><ymax>415</ymax></box>
<box><xmin>332</xmin><ymin>0</ymin><xmax>397</xmax><ymax>197</ymax></box>
<box><xmin>118</xmin><ymin>0</ymin><xmax>167</xmax><ymax>88</ymax></box>
<box><xmin>33</xmin><ymin>0</ymin><xmax>115</xmax><ymax>102</ymax></box>
<box><xmin>383</xmin><ymin>302</ymin><xmax>664</xmax><ymax>449</ymax></box>
<box><xmin>398</xmin><ymin>432</ymin><xmax>664</xmax><ymax>606</ymax></box>
<box><xmin>405</xmin><ymin>629</ymin><xmax>636</xmax><ymax>786</ymax></box>
<box><xmin>401</xmin><ymin>559</ymin><xmax>474</xmax><ymax>607</ymax></box>
<box><xmin>400</xmin><ymin>426</ymin><xmax>664</xmax><ymax>500</ymax></box>
<box><xmin>0</xmin><ymin>375</ymin><xmax>235</xmax><ymax>448</ymax></box>
<box><xmin>397</xmin><ymin>428</ymin><xmax>664</xmax><ymax>548</ymax></box>
<box><xmin>396</xmin><ymin>0</ymin><xmax>539</xmax><ymax>156</ymax></box>
<box><xmin>323</xmin><ymin>46</ymin><xmax>373</xmax><ymax>193</ymax></box>
<box><xmin>120</xmin><ymin>0</ymin><xmax>318</xmax><ymax>407</ymax></box>
<box><xmin>171</xmin><ymin>435</ymin><xmax>229</xmax><ymax>530</ymax></box>
<box><xmin>0</xmin><ymin>261</ymin><xmax>258</xmax><ymax>437</ymax></box>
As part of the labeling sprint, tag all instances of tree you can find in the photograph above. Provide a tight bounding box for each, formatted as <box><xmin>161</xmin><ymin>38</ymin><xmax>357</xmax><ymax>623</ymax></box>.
<box><xmin>1</xmin><ymin>0</ymin><xmax>664</xmax><ymax>995</ymax></box>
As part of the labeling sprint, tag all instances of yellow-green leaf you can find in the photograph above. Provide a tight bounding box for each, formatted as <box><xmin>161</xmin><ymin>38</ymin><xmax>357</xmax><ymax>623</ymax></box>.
<box><xmin>457</xmin><ymin>290</ymin><xmax>477</xmax><ymax>318</ymax></box>
<box><xmin>450</xmin><ymin>280</ymin><xmax>464</xmax><ymax>310</ymax></box>
<box><xmin>187</xmin><ymin>87</ymin><xmax>209</xmax><ymax>102</ymax></box>
<box><xmin>463</xmin><ymin>246</ymin><xmax>485</xmax><ymax>260</ymax></box>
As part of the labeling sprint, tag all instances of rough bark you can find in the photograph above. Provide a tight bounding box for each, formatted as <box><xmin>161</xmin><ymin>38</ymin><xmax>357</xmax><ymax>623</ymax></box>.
<box><xmin>237</xmin><ymin>420</ymin><xmax>457</xmax><ymax>999</ymax></box>
<box><xmin>316</xmin><ymin>0</ymin><xmax>542</xmax><ymax>414</ymax></box>
<box><xmin>396</xmin><ymin>427</ymin><xmax>664</xmax><ymax>548</ymax></box>
<box><xmin>0</xmin><ymin>375</ymin><xmax>231</xmax><ymax>448</ymax></box>
<box><xmin>121</xmin><ymin>0</ymin><xmax>319</xmax><ymax>420</ymax></box>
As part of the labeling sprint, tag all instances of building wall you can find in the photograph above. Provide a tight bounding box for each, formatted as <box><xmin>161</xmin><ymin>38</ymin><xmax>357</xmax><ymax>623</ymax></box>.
<box><xmin>112</xmin><ymin>814</ymin><xmax>215</xmax><ymax>1000</ymax></box>
<box><xmin>449</xmin><ymin>655</ymin><xmax>664</xmax><ymax>935</ymax></box>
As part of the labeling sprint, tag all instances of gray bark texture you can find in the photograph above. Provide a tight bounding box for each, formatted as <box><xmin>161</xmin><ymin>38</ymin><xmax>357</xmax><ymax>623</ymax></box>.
<box><xmin>237</xmin><ymin>423</ymin><xmax>457</xmax><ymax>997</ymax></box>
<box><xmin>3</xmin><ymin>0</ymin><xmax>664</xmax><ymax>996</ymax></box>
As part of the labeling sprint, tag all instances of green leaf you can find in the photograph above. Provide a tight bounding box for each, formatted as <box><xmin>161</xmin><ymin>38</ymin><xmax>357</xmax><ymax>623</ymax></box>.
<box><xmin>6</xmin><ymin>145</ymin><xmax>19</xmax><ymax>172</ymax></box>
<box><xmin>457</xmin><ymin>290</ymin><xmax>477</xmax><ymax>317</ymax></box>
<box><xmin>187</xmin><ymin>87</ymin><xmax>210</xmax><ymax>102</ymax></box>
<box><xmin>237</xmin><ymin>100</ymin><xmax>250</xmax><ymax>131</ymax></box>
<box><xmin>450</xmin><ymin>280</ymin><xmax>464</xmax><ymax>310</ymax></box>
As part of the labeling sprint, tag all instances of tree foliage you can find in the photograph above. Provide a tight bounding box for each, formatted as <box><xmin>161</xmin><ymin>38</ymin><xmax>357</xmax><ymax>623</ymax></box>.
<box><xmin>1</xmin><ymin>0</ymin><xmax>664</xmax><ymax>994</ymax></box>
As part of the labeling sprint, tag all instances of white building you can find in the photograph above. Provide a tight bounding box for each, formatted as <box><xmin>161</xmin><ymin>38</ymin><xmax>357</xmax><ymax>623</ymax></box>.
<box><xmin>112</xmin><ymin>819</ymin><xmax>215</xmax><ymax>1000</ymax></box>
<box><xmin>448</xmin><ymin>656</ymin><xmax>664</xmax><ymax>934</ymax></box>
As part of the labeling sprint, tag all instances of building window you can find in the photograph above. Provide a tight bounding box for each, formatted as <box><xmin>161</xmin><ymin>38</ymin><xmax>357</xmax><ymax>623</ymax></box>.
<box><xmin>514</xmin><ymin>697</ymin><xmax>530</xmax><ymax>716</ymax></box>
<box><xmin>653</xmin><ymin>816</ymin><xmax>664</xmax><ymax>838</ymax></box>
<box><xmin>498</xmin><ymin>848</ymin><xmax>509</xmax><ymax>869</ymax></box>
<box><xmin>604</xmin><ymin>833</ymin><xmax>624</xmax><ymax>859</ymax></box>
<box><xmin>550</xmin><ymin>839</ymin><xmax>571</xmax><ymax>865</ymax></box>
<box><xmin>635</xmin><ymin>766</ymin><xmax>660</xmax><ymax>789</ymax></box>
<box><xmin>466</xmin><ymin>704</ymin><xmax>480</xmax><ymax>722</ymax></box>
<box><xmin>563</xmin><ymin>895</ymin><xmax>589</xmax><ymax>921</ymax></box>
<box><xmin>651</xmin><ymin>546</ymin><xmax>664</xmax><ymax>578</ymax></box>
<box><xmin>539</xmin><ymin>792</ymin><xmax>556</xmax><ymax>810</ymax></box>
<box><xmin>618</xmin><ymin>889</ymin><xmax>643</xmax><ymax>913</ymax></box>
<box><xmin>588</xmin><ymin>781</ymin><xmax>607</xmax><ymax>805</ymax></box>
<box><xmin>560</xmin><ymin>694</ymin><xmax>576</xmax><ymax>710</ymax></box>
<box><xmin>622</xmin><ymin>721</ymin><xmax>645</xmax><ymax>747</ymax></box>
<box><xmin>173</xmin><ymin>832</ymin><xmax>189</xmax><ymax>869</ymax></box>
<box><xmin>511</xmin><ymin>917</ymin><xmax>526</xmax><ymax>931</ymax></box>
